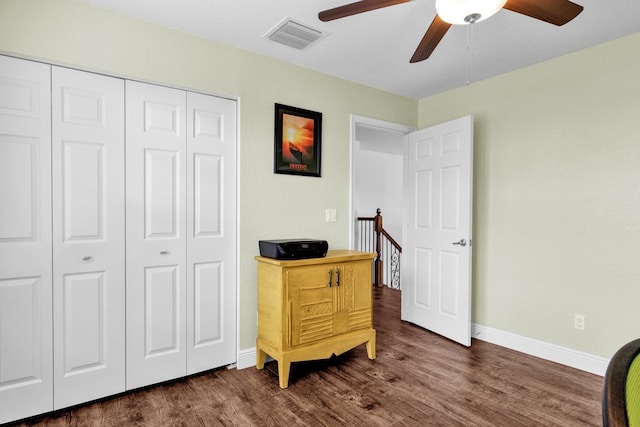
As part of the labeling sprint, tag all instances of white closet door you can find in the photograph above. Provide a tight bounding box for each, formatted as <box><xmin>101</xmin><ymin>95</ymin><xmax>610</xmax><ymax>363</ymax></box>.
<box><xmin>186</xmin><ymin>93</ymin><xmax>237</xmax><ymax>373</ymax></box>
<box><xmin>51</xmin><ymin>67</ymin><xmax>125</xmax><ymax>408</ymax></box>
<box><xmin>0</xmin><ymin>56</ymin><xmax>53</xmax><ymax>423</ymax></box>
<box><xmin>126</xmin><ymin>81</ymin><xmax>187</xmax><ymax>389</ymax></box>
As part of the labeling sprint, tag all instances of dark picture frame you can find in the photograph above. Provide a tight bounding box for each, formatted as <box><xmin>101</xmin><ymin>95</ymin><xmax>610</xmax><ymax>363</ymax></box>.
<box><xmin>274</xmin><ymin>103</ymin><xmax>322</xmax><ymax>177</ymax></box>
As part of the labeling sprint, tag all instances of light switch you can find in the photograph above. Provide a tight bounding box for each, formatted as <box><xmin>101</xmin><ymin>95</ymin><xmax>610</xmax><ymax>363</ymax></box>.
<box><xmin>325</xmin><ymin>208</ymin><xmax>337</xmax><ymax>223</ymax></box>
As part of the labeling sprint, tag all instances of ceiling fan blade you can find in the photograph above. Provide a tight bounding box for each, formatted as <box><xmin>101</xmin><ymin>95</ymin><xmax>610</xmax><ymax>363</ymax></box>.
<box><xmin>319</xmin><ymin>0</ymin><xmax>410</xmax><ymax>22</ymax></box>
<box><xmin>503</xmin><ymin>0</ymin><xmax>584</xmax><ymax>26</ymax></box>
<box><xmin>410</xmin><ymin>15</ymin><xmax>452</xmax><ymax>63</ymax></box>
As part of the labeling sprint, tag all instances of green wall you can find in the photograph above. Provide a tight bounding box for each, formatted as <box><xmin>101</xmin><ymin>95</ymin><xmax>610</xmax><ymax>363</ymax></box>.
<box><xmin>0</xmin><ymin>0</ymin><xmax>417</xmax><ymax>351</ymax></box>
<box><xmin>418</xmin><ymin>32</ymin><xmax>640</xmax><ymax>358</ymax></box>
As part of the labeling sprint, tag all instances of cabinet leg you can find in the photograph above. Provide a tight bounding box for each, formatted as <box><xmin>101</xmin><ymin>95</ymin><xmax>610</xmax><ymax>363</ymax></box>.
<box><xmin>256</xmin><ymin>348</ymin><xmax>267</xmax><ymax>370</ymax></box>
<box><xmin>278</xmin><ymin>358</ymin><xmax>291</xmax><ymax>389</ymax></box>
<box><xmin>366</xmin><ymin>331</ymin><xmax>376</xmax><ymax>360</ymax></box>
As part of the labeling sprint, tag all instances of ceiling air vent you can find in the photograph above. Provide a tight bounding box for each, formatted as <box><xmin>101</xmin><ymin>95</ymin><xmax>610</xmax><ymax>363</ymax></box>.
<box><xmin>266</xmin><ymin>18</ymin><xmax>328</xmax><ymax>50</ymax></box>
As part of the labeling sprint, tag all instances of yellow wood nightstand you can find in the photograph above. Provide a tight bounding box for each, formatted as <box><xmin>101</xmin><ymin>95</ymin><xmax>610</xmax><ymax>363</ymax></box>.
<box><xmin>255</xmin><ymin>250</ymin><xmax>376</xmax><ymax>388</ymax></box>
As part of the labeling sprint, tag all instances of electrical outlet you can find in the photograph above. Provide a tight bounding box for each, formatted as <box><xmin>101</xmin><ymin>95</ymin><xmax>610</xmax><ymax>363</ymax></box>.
<box><xmin>574</xmin><ymin>313</ymin><xmax>586</xmax><ymax>331</ymax></box>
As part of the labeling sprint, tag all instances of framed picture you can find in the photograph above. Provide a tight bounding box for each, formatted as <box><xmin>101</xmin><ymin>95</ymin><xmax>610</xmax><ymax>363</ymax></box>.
<box><xmin>274</xmin><ymin>103</ymin><xmax>322</xmax><ymax>177</ymax></box>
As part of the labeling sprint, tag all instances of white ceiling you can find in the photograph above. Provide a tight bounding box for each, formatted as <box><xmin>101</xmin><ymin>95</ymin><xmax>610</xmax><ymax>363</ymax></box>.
<box><xmin>79</xmin><ymin>0</ymin><xmax>640</xmax><ymax>99</ymax></box>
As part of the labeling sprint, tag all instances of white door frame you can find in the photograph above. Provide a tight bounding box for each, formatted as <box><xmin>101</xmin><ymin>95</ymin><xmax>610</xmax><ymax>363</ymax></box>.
<box><xmin>349</xmin><ymin>115</ymin><xmax>415</xmax><ymax>250</ymax></box>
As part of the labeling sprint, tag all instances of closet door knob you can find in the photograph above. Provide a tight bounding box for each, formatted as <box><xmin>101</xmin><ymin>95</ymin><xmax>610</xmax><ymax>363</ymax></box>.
<box><xmin>82</xmin><ymin>256</ymin><xmax>93</xmax><ymax>261</ymax></box>
<box><xmin>160</xmin><ymin>251</ymin><xmax>169</xmax><ymax>255</ymax></box>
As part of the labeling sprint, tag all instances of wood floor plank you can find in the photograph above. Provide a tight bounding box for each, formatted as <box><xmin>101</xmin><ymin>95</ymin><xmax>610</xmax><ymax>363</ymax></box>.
<box><xmin>12</xmin><ymin>287</ymin><xmax>602</xmax><ymax>426</ymax></box>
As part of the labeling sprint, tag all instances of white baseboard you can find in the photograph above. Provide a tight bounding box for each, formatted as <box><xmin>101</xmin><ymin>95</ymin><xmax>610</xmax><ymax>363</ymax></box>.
<box><xmin>236</xmin><ymin>327</ymin><xmax>610</xmax><ymax>376</ymax></box>
<box><xmin>472</xmin><ymin>323</ymin><xmax>609</xmax><ymax>376</ymax></box>
<box><xmin>236</xmin><ymin>347</ymin><xmax>257</xmax><ymax>370</ymax></box>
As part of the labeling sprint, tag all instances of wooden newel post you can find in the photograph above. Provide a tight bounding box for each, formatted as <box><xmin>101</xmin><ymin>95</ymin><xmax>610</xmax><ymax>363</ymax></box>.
<box><xmin>374</xmin><ymin>208</ymin><xmax>383</xmax><ymax>287</ymax></box>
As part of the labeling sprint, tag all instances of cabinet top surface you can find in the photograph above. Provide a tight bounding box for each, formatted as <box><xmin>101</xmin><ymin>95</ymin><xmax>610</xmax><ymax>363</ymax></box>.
<box><xmin>255</xmin><ymin>249</ymin><xmax>376</xmax><ymax>266</ymax></box>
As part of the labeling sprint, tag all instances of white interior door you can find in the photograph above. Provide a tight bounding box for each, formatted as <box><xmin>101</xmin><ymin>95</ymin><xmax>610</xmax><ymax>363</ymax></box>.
<box><xmin>51</xmin><ymin>66</ymin><xmax>125</xmax><ymax>408</ymax></box>
<box><xmin>186</xmin><ymin>92</ymin><xmax>237</xmax><ymax>373</ymax></box>
<box><xmin>0</xmin><ymin>55</ymin><xmax>53</xmax><ymax>423</ymax></box>
<box><xmin>401</xmin><ymin>115</ymin><xmax>473</xmax><ymax>346</ymax></box>
<box><xmin>126</xmin><ymin>80</ymin><xmax>187</xmax><ymax>389</ymax></box>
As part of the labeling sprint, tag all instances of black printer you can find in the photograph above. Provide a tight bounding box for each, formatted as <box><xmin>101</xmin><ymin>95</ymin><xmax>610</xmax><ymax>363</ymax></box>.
<box><xmin>259</xmin><ymin>239</ymin><xmax>328</xmax><ymax>260</ymax></box>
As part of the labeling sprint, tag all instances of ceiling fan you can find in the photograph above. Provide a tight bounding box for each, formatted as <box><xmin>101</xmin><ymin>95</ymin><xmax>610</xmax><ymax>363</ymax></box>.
<box><xmin>318</xmin><ymin>0</ymin><xmax>584</xmax><ymax>63</ymax></box>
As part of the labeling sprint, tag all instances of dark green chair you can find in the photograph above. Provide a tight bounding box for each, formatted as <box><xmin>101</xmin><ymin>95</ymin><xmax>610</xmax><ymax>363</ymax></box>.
<box><xmin>603</xmin><ymin>338</ymin><xmax>640</xmax><ymax>426</ymax></box>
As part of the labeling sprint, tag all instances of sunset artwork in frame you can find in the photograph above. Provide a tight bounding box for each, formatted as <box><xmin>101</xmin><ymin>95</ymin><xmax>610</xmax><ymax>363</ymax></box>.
<box><xmin>274</xmin><ymin>103</ymin><xmax>322</xmax><ymax>177</ymax></box>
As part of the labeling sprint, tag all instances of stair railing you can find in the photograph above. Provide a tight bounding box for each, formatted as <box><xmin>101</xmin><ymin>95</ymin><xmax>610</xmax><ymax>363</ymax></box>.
<box><xmin>356</xmin><ymin>208</ymin><xmax>402</xmax><ymax>289</ymax></box>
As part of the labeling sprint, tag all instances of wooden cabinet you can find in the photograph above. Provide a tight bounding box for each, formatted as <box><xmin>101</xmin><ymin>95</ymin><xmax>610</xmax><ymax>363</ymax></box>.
<box><xmin>256</xmin><ymin>250</ymin><xmax>376</xmax><ymax>388</ymax></box>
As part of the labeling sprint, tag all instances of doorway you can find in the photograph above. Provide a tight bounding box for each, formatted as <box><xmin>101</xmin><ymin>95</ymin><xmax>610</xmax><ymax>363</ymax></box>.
<box><xmin>350</xmin><ymin>114</ymin><xmax>474</xmax><ymax>347</ymax></box>
<box><xmin>349</xmin><ymin>115</ymin><xmax>414</xmax><ymax>274</ymax></box>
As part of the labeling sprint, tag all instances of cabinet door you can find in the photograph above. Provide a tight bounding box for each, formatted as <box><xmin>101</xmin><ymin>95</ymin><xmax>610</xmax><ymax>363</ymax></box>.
<box><xmin>51</xmin><ymin>66</ymin><xmax>125</xmax><ymax>408</ymax></box>
<box><xmin>185</xmin><ymin>92</ymin><xmax>237</xmax><ymax>373</ymax></box>
<box><xmin>335</xmin><ymin>260</ymin><xmax>373</xmax><ymax>335</ymax></box>
<box><xmin>126</xmin><ymin>81</ymin><xmax>187</xmax><ymax>389</ymax></box>
<box><xmin>287</xmin><ymin>265</ymin><xmax>335</xmax><ymax>347</ymax></box>
<box><xmin>0</xmin><ymin>55</ymin><xmax>53</xmax><ymax>424</ymax></box>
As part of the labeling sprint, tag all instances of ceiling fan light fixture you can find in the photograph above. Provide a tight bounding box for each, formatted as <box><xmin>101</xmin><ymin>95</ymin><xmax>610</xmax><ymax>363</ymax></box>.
<box><xmin>435</xmin><ymin>0</ymin><xmax>507</xmax><ymax>25</ymax></box>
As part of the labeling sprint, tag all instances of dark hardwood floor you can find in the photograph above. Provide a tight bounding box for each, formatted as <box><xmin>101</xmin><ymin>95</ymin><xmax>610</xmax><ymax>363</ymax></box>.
<box><xmin>14</xmin><ymin>287</ymin><xmax>603</xmax><ymax>426</ymax></box>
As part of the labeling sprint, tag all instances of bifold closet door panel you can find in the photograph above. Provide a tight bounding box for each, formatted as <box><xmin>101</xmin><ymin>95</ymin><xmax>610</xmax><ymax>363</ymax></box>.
<box><xmin>126</xmin><ymin>80</ymin><xmax>187</xmax><ymax>390</ymax></box>
<box><xmin>185</xmin><ymin>92</ymin><xmax>237</xmax><ymax>374</ymax></box>
<box><xmin>0</xmin><ymin>56</ymin><xmax>53</xmax><ymax>424</ymax></box>
<box><xmin>51</xmin><ymin>66</ymin><xmax>126</xmax><ymax>409</ymax></box>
